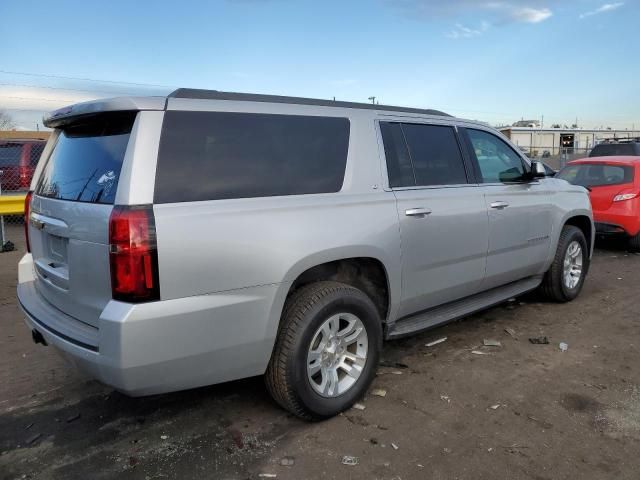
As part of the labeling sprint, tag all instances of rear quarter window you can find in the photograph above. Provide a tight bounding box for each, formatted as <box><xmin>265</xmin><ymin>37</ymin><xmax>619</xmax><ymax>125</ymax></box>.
<box><xmin>154</xmin><ymin>111</ymin><xmax>350</xmax><ymax>203</ymax></box>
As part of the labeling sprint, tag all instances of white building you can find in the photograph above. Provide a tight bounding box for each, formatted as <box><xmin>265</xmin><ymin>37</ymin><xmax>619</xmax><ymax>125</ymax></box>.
<box><xmin>500</xmin><ymin>127</ymin><xmax>640</xmax><ymax>155</ymax></box>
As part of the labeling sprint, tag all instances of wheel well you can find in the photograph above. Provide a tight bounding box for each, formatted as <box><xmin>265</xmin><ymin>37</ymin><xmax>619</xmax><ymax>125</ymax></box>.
<box><xmin>565</xmin><ymin>215</ymin><xmax>592</xmax><ymax>249</ymax></box>
<box><xmin>288</xmin><ymin>258</ymin><xmax>390</xmax><ymax>321</ymax></box>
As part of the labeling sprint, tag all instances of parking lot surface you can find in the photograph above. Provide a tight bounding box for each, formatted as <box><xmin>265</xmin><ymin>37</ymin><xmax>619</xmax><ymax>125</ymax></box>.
<box><xmin>1</xmin><ymin>227</ymin><xmax>639</xmax><ymax>480</ymax></box>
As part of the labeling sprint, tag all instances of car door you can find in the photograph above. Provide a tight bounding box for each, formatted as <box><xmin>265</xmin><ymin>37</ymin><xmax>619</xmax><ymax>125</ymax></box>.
<box><xmin>379</xmin><ymin>121</ymin><xmax>489</xmax><ymax>318</ymax></box>
<box><xmin>460</xmin><ymin>127</ymin><xmax>552</xmax><ymax>289</ymax></box>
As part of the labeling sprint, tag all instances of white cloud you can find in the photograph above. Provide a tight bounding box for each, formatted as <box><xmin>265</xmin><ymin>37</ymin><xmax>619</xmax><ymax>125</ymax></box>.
<box><xmin>393</xmin><ymin>0</ymin><xmax>555</xmax><ymax>37</ymax></box>
<box><xmin>394</xmin><ymin>1</ymin><xmax>556</xmax><ymax>24</ymax></box>
<box><xmin>508</xmin><ymin>6</ymin><xmax>552</xmax><ymax>23</ymax></box>
<box><xmin>447</xmin><ymin>21</ymin><xmax>490</xmax><ymax>39</ymax></box>
<box><xmin>579</xmin><ymin>2</ymin><xmax>624</xmax><ymax>18</ymax></box>
<box><xmin>483</xmin><ymin>3</ymin><xmax>552</xmax><ymax>23</ymax></box>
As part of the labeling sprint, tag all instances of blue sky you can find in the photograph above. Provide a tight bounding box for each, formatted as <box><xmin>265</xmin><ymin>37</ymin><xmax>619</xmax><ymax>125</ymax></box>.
<box><xmin>1</xmin><ymin>0</ymin><xmax>638</xmax><ymax>130</ymax></box>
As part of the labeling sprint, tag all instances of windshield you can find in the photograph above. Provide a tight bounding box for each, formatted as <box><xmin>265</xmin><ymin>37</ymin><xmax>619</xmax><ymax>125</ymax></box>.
<box><xmin>35</xmin><ymin>112</ymin><xmax>136</xmax><ymax>204</ymax></box>
<box><xmin>557</xmin><ymin>163</ymin><xmax>634</xmax><ymax>187</ymax></box>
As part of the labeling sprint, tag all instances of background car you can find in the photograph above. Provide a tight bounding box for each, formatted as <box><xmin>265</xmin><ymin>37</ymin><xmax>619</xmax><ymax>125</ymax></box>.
<box><xmin>0</xmin><ymin>140</ymin><xmax>46</xmax><ymax>192</ymax></box>
<box><xmin>557</xmin><ymin>156</ymin><xmax>640</xmax><ymax>250</ymax></box>
<box><xmin>589</xmin><ymin>138</ymin><xmax>640</xmax><ymax>157</ymax></box>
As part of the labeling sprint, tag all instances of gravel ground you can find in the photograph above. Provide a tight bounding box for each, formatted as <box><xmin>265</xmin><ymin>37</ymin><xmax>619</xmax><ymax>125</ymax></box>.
<box><xmin>1</xmin><ymin>226</ymin><xmax>639</xmax><ymax>480</ymax></box>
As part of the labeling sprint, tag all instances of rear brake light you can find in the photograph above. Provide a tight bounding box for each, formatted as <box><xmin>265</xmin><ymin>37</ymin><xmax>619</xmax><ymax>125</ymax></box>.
<box><xmin>613</xmin><ymin>192</ymin><xmax>638</xmax><ymax>202</ymax></box>
<box><xmin>109</xmin><ymin>205</ymin><xmax>160</xmax><ymax>303</ymax></box>
<box><xmin>24</xmin><ymin>191</ymin><xmax>33</xmax><ymax>253</ymax></box>
<box><xmin>19</xmin><ymin>166</ymin><xmax>32</xmax><ymax>189</ymax></box>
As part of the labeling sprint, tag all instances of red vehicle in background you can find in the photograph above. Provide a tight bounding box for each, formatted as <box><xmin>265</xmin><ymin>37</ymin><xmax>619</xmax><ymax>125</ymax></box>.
<box><xmin>557</xmin><ymin>156</ymin><xmax>640</xmax><ymax>250</ymax></box>
<box><xmin>0</xmin><ymin>140</ymin><xmax>46</xmax><ymax>192</ymax></box>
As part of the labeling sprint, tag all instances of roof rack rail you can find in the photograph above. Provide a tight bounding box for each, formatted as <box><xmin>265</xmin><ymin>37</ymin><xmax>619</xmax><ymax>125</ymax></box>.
<box><xmin>601</xmin><ymin>137</ymin><xmax>640</xmax><ymax>143</ymax></box>
<box><xmin>168</xmin><ymin>88</ymin><xmax>451</xmax><ymax>117</ymax></box>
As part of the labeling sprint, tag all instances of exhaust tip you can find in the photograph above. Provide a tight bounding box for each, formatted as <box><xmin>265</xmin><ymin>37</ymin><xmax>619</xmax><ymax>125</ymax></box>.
<box><xmin>31</xmin><ymin>329</ymin><xmax>47</xmax><ymax>347</ymax></box>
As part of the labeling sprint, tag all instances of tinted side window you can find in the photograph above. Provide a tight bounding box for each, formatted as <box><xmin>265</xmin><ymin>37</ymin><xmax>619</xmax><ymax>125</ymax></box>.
<box><xmin>380</xmin><ymin>122</ymin><xmax>415</xmax><ymax>187</ymax></box>
<box><xmin>467</xmin><ymin>129</ymin><xmax>525</xmax><ymax>183</ymax></box>
<box><xmin>401</xmin><ymin>124</ymin><xmax>467</xmax><ymax>186</ymax></box>
<box><xmin>155</xmin><ymin>111</ymin><xmax>350</xmax><ymax>203</ymax></box>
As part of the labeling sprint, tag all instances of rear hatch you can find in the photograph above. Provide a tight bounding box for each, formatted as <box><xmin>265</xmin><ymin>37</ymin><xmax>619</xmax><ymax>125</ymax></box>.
<box><xmin>557</xmin><ymin>162</ymin><xmax>635</xmax><ymax>211</ymax></box>
<box><xmin>29</xmin><ymin>112</ymin><xmax>136</xmax><ymax>328</ymax></box>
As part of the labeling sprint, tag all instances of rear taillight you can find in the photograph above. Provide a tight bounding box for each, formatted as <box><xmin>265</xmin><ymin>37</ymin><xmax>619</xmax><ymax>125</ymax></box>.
<box><xmin>19</xmin><ymin>166</ymin><xmax>33</xmax><ymax>189</ymax></box>
<box><xmin>613</xmin><ymin>191</ymin><xmax>638</xmax><ymax>202</ymax></box>
<box><xmin>24</xmin><ymin>191</ymin><xmax>33</xmax><ymax>253</ymax></box>
<box><xmin>108</xmin><ymin>205</ymin><xmax>160</xmax><ymax>303</ymax></box>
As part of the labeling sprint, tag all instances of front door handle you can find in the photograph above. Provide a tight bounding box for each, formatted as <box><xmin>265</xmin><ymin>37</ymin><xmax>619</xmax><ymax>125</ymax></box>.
<box><xmin>405</xmin><ymin>207</ymin><xmax>432</xmax><ymax>217</ymax></box>
<box><xmin>490</xmin><ymin>201</ymin><xmax>509</xmax><ymax>210</ymax></box>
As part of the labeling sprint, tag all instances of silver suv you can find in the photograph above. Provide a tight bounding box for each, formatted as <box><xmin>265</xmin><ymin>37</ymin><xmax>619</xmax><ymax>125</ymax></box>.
<box><xmin>17</xmin><ymin>89</ymin><xmax>593</xmax><ymax>420</ymax></box>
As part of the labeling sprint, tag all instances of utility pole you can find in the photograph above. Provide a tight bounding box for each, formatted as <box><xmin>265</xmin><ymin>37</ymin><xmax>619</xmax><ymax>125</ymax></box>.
<box><xmin>368</xmin><ymin>96</ymin><xmax>376</xmax><ymax>105</ymax></box>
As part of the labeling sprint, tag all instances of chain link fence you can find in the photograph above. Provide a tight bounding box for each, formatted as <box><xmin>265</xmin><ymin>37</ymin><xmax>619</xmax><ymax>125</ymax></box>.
<box><xmin>519</xmin><ymin>146</ymin><xmax>592</xmax><ymax>170</ymax></box>
<box><xmin>0</xmin><ymin>139</ymin><xmax>45</xmax><ymax>252</ymax></box>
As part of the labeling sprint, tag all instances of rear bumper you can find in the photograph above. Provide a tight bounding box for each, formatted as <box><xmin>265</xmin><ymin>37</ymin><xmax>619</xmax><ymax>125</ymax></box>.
<box><xmin>593</xmin><ymin>203</ymin><xmax>640</xmax><ymax>238</ymax></box>
<box><xmin>17</xmin><ymin>259</ymin><xmax>286</xmax><ymax>396</ymax></box>
<box><xmin>594</xmin><ymin>222</ymin><xmax>630</xmax><ymax>236</ymax></box>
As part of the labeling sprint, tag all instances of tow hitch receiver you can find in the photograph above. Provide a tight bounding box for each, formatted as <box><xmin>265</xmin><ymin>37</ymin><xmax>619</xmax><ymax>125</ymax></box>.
<box><xmin>32</xmin><ymin>329</ymin><xmax>47</xmax><ymax>346</ymax></box>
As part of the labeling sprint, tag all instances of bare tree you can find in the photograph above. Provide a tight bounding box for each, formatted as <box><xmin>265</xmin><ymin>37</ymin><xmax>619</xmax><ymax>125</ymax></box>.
<box><xmin>0</xmin><ymin>110</ymin><xmax>15</xmax><ymax>130</ymax></box>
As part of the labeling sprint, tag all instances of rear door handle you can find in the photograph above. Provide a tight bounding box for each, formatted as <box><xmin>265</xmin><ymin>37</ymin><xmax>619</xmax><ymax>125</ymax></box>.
<box><xmin>405</xmin><ymin>207</ymin><xmax>432</xmax><ymax>217</ymax></box>
<box><xmin>490</xmin><ymin>201</ymin><xmax>509</xmax><ymax>210</ymax></box>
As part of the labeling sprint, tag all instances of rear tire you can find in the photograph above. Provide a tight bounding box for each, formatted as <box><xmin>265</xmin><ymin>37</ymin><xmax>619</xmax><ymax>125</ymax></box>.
<box><xmin>629</xmin><ymin>233</ymin><xmax>640</xmax><ymax>252</ymax></box>
<box><xmin>540</xmin><ymin>225</ymin><xmax>589</xmax><ymax>302</ymax></box>
<box><xmin>265</xmin><ymin>281</ymin><xmax>382</xmax><ymax>421</ymax></box>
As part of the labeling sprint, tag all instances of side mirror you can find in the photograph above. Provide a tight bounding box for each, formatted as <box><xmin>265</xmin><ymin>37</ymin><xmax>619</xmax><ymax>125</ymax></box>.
<box><xmin>530</xmin><ymin>161</ymin><xmax>547</xmax><ymax>179</ymax></box>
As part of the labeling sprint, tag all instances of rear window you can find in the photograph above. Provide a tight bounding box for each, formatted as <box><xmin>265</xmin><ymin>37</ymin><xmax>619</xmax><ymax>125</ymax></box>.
<box><xmin>557</xmin><ymin>163</ymin><xmax>634</xmax><ymax>187</ymax></box>
<box><xmin>154</xmin><ymin>111</ymin><xmax>350</xmax><ymax>203</ymax></box>
<box><xmin>589</xmin><ymin>143</ymin><xmax>638</xmax><ymax>157</ymax></box>
<box><xmin>36</xmin><ymin>112</ymin><xmax>136</xmax><ymax>204</ymax></box>
<box><xmin>0</xmin><ymin>144</ymin><xmax>23</xmax><ymax>167</ymax></box>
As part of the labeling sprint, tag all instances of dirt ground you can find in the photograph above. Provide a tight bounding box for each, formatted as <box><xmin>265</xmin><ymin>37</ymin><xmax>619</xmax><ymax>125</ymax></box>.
<box><xmin>1</xmin><ymin>224</ymin><xmax>640</xmax><ymax>480</ymax></box>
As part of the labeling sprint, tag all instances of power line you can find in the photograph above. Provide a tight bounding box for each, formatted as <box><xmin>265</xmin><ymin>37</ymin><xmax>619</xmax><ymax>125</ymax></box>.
<box><xmin>0</xmin><ymin>82</ymin><xmax>147</xmax><ymax>97</ymax></box>
<box><xmin>0</xmin><ymin>69</ymin><xmax>174</xmax><ymax>89</ymax></box>
<box><xmin>0</xmin><ymin>95</ymin><xmax>79</xmax><ymax>103</ymax></box>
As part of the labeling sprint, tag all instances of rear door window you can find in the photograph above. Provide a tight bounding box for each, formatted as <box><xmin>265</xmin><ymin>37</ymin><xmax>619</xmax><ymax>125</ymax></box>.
<box><xmin>380</xmin><ymin>122</ymin><xmax>468</xmax><ymax>187</ymax></box>
<box><xmin>36</xmin><ymin>112</ymin><xmax>135</xmax><ymax>204</ymax></box>
<box><xmin>402</xmin><ymin>124</ymin><xmax>467</xmax><ymax>186</ymax></box>
<box><xmin>154</xmin><ymin>111</ymin><xmax>350</xmax><ymax>203</ymax></box>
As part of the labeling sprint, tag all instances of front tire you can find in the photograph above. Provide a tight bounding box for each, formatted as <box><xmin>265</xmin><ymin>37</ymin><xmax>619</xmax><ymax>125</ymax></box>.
<box><xmin>265</xmin><ymin>281</ymin><xmax>382</xmax><ymax>420</ymax></box>
<box><xmin>540</xmin><ymin>225</ymin><xmax>589</xmax><ymax>302</ymax></box>
<box><xmin>629</xmin><ymin>233</ymin><xmax>640</xmax><ymax>252</ymax></box>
